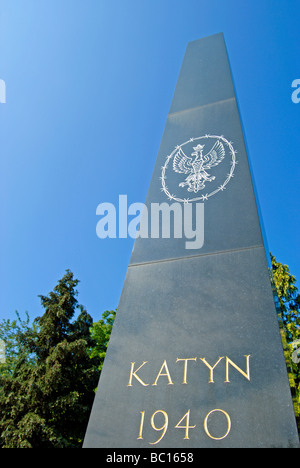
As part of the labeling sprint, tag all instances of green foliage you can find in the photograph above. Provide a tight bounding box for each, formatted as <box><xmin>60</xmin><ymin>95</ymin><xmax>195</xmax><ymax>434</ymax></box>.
<box><xmin>0</xmin><ymin>311</ymin><xmax>35</xmax><ymax>377</ymax></box>
<box><xmin>271</xmin><ymin>255</ymin><xmax>300</xmax><ymax>434</ymax></box>
<box><xmin>89</xmin><ymin>310</ymin><xmax>116</xmax><ymax>371</ymax></box>
<box><xmin>0</xmin><ymin>270</ymin><xmax>102</xmax><ymax>448</ymax></box>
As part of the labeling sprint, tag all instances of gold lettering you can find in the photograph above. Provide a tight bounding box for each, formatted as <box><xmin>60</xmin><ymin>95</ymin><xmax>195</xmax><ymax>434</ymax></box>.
<box><xmin>176</xmin><ymin>357</ymin><xmax>197</xmax><ymax>384</ymax></box>
<box><xmin>204</xmin><ymin>409</ymin><xmax>231</xmax><ymax>440</ymax></box>
<box><xmin>175</xmin><ymin>409</ymin><xmax>196</xmax><ymax>439</ymax></box>
<box><xmin>128</xmin><ymin>361</ymin><xmax>149</xmax><ymax>386</ymax></box>
<box><xmin>149</xmin><ymin>410</ymin><xmax>169</xmax><ymax>445</ymax></box>
<box><xmin>137</xmin><ymin>411</ymin><xmax>145</xmax><ymax>439</ymax></box>
<box><xmin>225</xmin><ymin>355</ymin><xmax>251</xmax><ymax>382</ymax></box>
<box><xmin>152</xmin><ymin>360</ymin><xmax>174</xmax><ymax>386</ymax></box>
<box><xmin>200</xmin><ymin>357</ymin><xmax>224</xmax><ymax>383</ymax></box>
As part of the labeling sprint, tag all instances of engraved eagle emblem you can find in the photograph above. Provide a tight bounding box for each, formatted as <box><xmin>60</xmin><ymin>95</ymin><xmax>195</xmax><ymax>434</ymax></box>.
<box><xmin>173</xmin><ymin>140</ymin><xmax>225</xmax><ymax>193</ymax></box>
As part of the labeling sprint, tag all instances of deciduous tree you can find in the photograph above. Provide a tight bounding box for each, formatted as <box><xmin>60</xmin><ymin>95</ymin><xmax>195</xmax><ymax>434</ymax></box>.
<box><xmin>271</xmin><ymin>255</ymin><xmax>300</xmax><ymax>434</ymax></box>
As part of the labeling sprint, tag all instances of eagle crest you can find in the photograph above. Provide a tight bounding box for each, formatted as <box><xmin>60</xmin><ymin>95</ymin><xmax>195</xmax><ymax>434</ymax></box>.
<box><xmin>173</xmin><ymin>140</ymin><xmax>225</xmax><ymax>193</ymax></box>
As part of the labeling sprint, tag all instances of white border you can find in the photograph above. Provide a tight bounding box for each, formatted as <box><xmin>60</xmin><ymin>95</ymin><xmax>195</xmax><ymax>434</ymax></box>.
<box><xmin>161</xmin><ymin>135</ymin><xmax>237</xmax><ymax>203</ymax></box>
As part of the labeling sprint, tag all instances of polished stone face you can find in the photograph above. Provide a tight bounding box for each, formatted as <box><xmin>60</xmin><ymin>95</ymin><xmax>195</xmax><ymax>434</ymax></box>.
<box><xmin>84</xmin><ymin>33</ymin><xmax>299</xmax><ymax>448</ymax></box>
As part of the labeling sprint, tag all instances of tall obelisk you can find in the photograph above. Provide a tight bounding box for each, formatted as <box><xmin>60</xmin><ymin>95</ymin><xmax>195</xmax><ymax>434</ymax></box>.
<box><xmin>84</xmin><ymin>33</ymin><xmax>299</xmax><ymax>448</ymax></box>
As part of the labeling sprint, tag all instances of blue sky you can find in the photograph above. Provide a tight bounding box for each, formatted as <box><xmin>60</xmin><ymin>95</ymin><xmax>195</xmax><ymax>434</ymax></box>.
<box><xmin>0</xmin><ymin>0</ymin><xmax>299</xmax><ymax>323</ymax></box>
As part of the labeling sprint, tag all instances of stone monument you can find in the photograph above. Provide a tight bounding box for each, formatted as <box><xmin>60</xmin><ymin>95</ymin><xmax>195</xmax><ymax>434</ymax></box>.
<box><xmin>84</xmin><ymin>33</ymin><xmax>299</xmax><ymax>448</ymax></box>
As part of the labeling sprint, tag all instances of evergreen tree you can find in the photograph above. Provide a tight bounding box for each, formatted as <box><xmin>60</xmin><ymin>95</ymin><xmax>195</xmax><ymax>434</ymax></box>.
<box><xmin>0</xmin><ymin>270</ymin><xmax>100</xmax><ymax>448</ymax></box>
